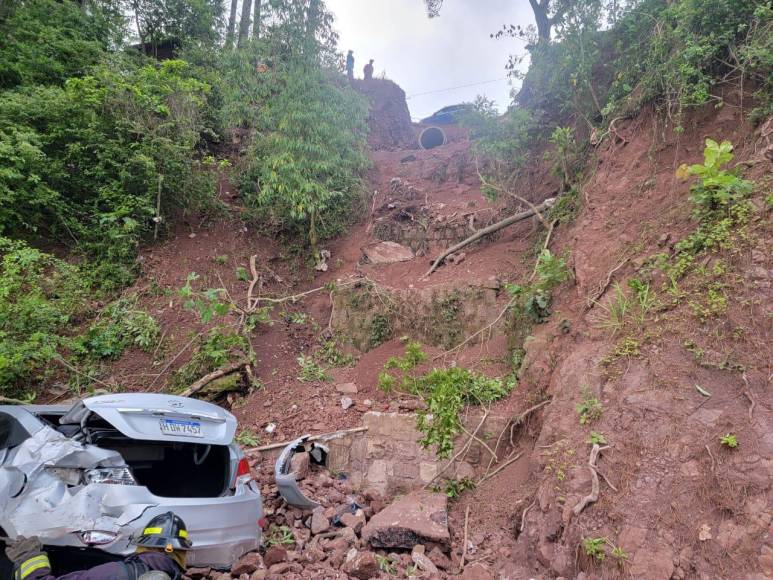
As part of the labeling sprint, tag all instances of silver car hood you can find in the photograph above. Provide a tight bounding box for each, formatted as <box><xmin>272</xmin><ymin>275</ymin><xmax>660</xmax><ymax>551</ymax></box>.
<box><xmin>61</xmin><ymin>394</ymin><xmax>236</xmax><ymax>446</ymax></box>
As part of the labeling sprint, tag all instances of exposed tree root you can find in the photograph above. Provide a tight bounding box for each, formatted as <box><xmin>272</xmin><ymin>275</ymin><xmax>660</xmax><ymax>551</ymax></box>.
<box><xmin>460</xmin><ymin>505</ymin><xmax>471</xmax><ymax>571</ymax></box>
<box><xmin>586</xmin><ymin>256</ymin><xmax>629</xmax><ymax>309</ymax></box>
<box><xmin>520</xmin><ymin>499</ymin><xmax>536</xmax><ymax>533</ymax></box>
<box><xmin>741</xmin><ymin>372</ymin><xmax>756</xmax><ymax>420</ymax></box>
<box><xmin>424</xmin><ymin>408</ymin><xmax>490</xmax><ymax>488</ymax></box>
<box><xmin>424</xmin><ymin>198</ymin><xmax>556</xmax><ymax>278</ymax></box>
<box><xmin>573</xmin><ymin>444</ymin><xmax>610</xmax><ymax>515</ymax></box>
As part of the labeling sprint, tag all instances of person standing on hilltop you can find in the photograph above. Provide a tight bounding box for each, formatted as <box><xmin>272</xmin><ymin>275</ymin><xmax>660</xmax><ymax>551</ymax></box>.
<box><xmin>363</xmin><ymin>59</ymin><xmax>374</xmax><ymax>80</ymax></box>
<box><xmin>346</xmin><ymin>50</ymin><xmax>354</xmax><ymax>80</ymax></box>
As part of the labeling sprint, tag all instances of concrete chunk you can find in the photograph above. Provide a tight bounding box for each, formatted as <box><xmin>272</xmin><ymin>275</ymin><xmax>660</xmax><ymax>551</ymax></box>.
<box><xmin>361</xmin><ymin>491</ymin><xmax>450</xmax><ymax>549</ymax></box>
<box><xmin>362</xmin><ymin>241</ymin><xmax>414</xmax><ymax>264</ymax></box>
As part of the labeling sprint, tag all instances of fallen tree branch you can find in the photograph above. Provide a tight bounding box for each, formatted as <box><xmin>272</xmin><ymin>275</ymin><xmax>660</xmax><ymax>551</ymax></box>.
<box><xmin>529</xmin><ymin>219</ymin><xmax>558</xmax><ymax>282</ymax></box>
<box><xmin>573</xmin><ymin>444</ymin><xmax>609</xmax><ymax>515</ymax></box>
<box><xmin>586</xmin><ymin>256</ymin><xmax>629</xmax><ymax>309</ymax></box>
<box><xmin>178</xmin><ymin>361</ymin><xmax>247</xmax><ymax>398</ymax></box>
<box><xmin>477</xmin><ymin>451</ymin><xmax>523</xmax><ymax>485</ymax></box>
<box><xmin>245</xmin><ymin>426</ymin><xmax>370</xmax><ymax>454</ymax></box>
<box><xmin>741</xmin><ymin>372</ymin><xmax>756</xmax><ymax>420</ymax></box>
<box><xmin>460</xmin><ymin>505</ymin><xmax>471</xmax><ymax>571</ymax></box>
<box><xmin>0</xmin><ymin>395</ymin><xmax>31</xmax><ymax>405</ymax></box>
<box><xmin>460</xmin><ymin>425</ymin><xmax>498</xmax><ymax>464</ymax></box>
<box><xmin>424</xmin><ymin>198</ymin><xmax>556</xmax><ymax>278</ymax></box>
<box><xmin>475</xmin><ymin>162</ymin><xmax>551</xmax><ymax>229</ymax></box>
<box><xmin>520</xmin><ymin>500</ymin><xmax>536</xmax><ymax>533</ymax></box>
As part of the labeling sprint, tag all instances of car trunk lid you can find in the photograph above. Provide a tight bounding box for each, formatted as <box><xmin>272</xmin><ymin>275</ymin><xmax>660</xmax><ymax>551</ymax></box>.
<box><xmin>63</xmin><ymin>394</ymin><xmax>236</xmax><ymax>445</ymax></box>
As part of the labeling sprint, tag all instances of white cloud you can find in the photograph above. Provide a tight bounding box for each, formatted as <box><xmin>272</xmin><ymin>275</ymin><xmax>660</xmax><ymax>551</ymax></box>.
<box><xmin>326</xmin><ymin>0</ymin><xmax>534</xmax><ymax>118</ymax></box>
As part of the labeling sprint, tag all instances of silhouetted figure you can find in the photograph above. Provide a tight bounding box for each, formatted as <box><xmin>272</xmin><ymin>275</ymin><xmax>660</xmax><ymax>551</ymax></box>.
<box><xmin>346</xmin><ymin>50</ymin><xmax>354</xmax><ymax>79</ymax></box>
<box><xmin>363</xmin><ymin>59</ymin><xmax>374</xmax><ymax>81</ymax></box>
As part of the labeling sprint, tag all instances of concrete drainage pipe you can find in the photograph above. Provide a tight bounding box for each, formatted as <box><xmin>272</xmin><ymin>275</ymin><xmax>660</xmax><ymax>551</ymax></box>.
<box><xmin>419</xmin><ymin>126</ymin><xmax>446</xmax><ymax>150</ymax></box>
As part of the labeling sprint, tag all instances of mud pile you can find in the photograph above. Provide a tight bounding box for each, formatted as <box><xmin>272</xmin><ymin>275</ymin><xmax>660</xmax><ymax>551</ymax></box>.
<box><xmin>353</xmin><ymin>79</ymin><xmax>417</xmax><ymax>151</ymax></box>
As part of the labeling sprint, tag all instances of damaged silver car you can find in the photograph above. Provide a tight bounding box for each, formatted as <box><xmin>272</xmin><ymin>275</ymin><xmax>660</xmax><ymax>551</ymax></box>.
<box><xmin>0</xmin><ymin>393</ymin><xmax>263</xmax><ymax>575</ymax></box>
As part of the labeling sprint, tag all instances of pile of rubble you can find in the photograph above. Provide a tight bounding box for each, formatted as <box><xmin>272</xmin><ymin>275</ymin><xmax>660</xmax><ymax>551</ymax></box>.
<box><xmin>184</xmin><ymin>458</ymin><xmax>478</xmax><ymax>580</ymax></box>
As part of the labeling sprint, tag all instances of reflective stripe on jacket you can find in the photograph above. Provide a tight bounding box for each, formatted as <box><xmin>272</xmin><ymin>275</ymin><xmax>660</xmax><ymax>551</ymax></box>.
<box><xmin>23</xmin><ymin>551</ymin><xmax>180</xmax><ymax>580</ymax></box>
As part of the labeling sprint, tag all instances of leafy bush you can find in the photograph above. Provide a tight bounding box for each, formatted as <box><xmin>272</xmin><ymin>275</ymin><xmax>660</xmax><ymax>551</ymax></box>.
<box><xmin>0</xmin><ymin>58</ymin><xmax>218</xmax><ymax>288</ymax></box>
<box><xmin>677</xmin><ymin>139</ymin><xmax>753</xmax><ymax>220</ymax></box>
<box><xmin>0</xmin><ymin>238</ymin><xmax>87</xmax><ymax>392</ymax></box>
<box><xmin>171</xmin><ymin>329</ymin><xmax>249</xmax><ymax>390</ymax></box>
<box><xmin>77</xmin><ymin>297</ymin><xmax>160</xmax><ymax>359</ymax></box>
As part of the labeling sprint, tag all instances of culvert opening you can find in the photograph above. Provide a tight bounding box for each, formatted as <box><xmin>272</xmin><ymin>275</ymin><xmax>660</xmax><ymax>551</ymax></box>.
<box><xmin>419</xmin><ymin>126</ymin><xmax>446</xmax><ymax>150</ymax></box>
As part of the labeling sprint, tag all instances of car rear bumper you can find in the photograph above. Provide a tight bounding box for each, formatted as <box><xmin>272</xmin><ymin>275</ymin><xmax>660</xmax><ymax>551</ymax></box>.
<box><xmin>30</xmin><ymin>482</ymin><xmax>262</xmax><ymax>569</ymax></box>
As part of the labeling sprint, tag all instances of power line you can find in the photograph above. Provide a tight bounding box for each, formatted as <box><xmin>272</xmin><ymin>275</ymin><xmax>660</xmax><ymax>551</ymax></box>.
<box><xmin>406</xmin><ymin>77</ymin><xmax>510</xmax><ymax>99</ymax></box>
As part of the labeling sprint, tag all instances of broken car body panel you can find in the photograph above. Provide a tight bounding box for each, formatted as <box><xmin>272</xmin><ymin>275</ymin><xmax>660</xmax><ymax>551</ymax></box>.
<box><xmin>274</xmin><ymin>435</ymin><xmax>321</xmax><ymax>510</ymax></box>
<box><xmin>0</xmin><ymin>395</ymin><xmax>261</xmax><ymax>569</ymax></box>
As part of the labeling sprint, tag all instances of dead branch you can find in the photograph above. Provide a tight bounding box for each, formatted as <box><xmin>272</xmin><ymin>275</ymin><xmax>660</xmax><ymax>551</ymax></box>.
<box><xmin>246</xmin><ymin>254</ymin><xmax>261</xmax><ymax>310</ymax></box>
<box><xmin>705</xmin><ymin>444</ymin><xmax>716</xmax><ymax>472</ymax></box>
<box><xmin>434</xmin><ymin>296</ymin><xmax>516</xmax><ymax>360</ymax></box>
<box><xmin>486</xmin><ymin>399</ymin><xmax>552</xmax><ymax>475</ymax></box>
<box><xmin>477</xmin><ymin>451</ymin><xmax>523</xmax><ymax>485</ymax></box>
<box><xmin>520</xmin><ymin>500</ymin><xmax>536</xmax><ymax>533</ymax></box>
<box><xmin>54</xmin><ymin>356</ymin><xmax>115</xmax><ymax>390</ymax></box>
<box><xmin>741</xmin><ymin>372</ymin><xmax>756</xmax><ymax>420</ymax></box>
<box><xmin>460</xmin><ymin>425</ymin><xmax>498</xmax><ymax>463</ymax></box>
<box><xmin>460</xmin><ymin>505</ymin><xmax>471</xmax><ymax>571</ymax></box>
<box><xmin>245</xmin><ymin>426</ymin><xmax>369</xmax><ymax>454</ymax></box>
<box><xmin>150</xmin><ymin>329</ymin><xmax>208</xmax><ymax>387</ymax></box>
<box><xmin>475</xmin><ymin>163</ymin><xmax>550</xmax><ymax>229</ymax></box>
<box><xmin>424</xmin><ymin>198</ymin><xmax>556</xmax><ymax>278</ymax></box>
<box><xmin>529</xmin><ymin>219</ymin><xmax>558</xmax><ymax>282</ymax></box>
<box><xmin>178</xmin><ymin>360</ymin><xmax>247</xmax><ymax>398</ymax></box>
<box><xmin>0</xmin><ymin>395</ymin><xmax>31</xmax><ymax>405</ymax></box>
<box><xmin>573</xmin><ymin>444</ymin><xmax>609</xmax><ymax>515</ymax></box>
<box><xmin>586</xmin><ymin>256</ymin><xmax>629</xmax><ymax>309</ymax></box>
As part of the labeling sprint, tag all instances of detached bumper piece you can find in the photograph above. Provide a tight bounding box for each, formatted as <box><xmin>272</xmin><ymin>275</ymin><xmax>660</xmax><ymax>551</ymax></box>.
<box><xmin>274</xmin><ymin>436</ymin><xmax>327</xmax><ymax>510</ymax></box>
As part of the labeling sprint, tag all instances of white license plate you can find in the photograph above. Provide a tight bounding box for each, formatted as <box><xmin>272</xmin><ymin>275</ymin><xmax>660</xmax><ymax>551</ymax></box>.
<box><xmin>159</xmin><ymin>418</ymin><xmax>203</xmax><ymax>438</ymax></box>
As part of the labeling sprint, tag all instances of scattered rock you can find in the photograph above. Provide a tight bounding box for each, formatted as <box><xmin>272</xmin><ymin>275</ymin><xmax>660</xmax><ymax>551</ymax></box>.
<box><xmin>263</xmin><ymin>546</ymin><xmax>288</xmax><ymax>568</ymax></box>
<box><xmin>341</xmin><ymin>396</ymin><xmax>354</xmax><ymax>410</ymax></box>
<box><xmin>186</xmin><ymin>567</ymin><xmax>211</xmax><ymax>579</ymax></box>
<box><xmin>411</xmin><ymin>546</ymin><xmax>438</xmax><ymax>574</ymax></box>
<box><xmin>400</xmin><ymin>154</ymin><xmax>417</xmax><ymax>163</ymax></box>
<box><xmin>336</xmin><ymin>382</ymin><xmax>359</xmax><ymax>394</ymax></box>
<box><xmin>231</xmin><ymin>552</ymin><xmax>262</xmax><ymax>576</ymax></box>
<box><xmin>428</xmin><ymin>546</ymin><xmax>452</xmax><ymax>570</ymax></box>
<box><xmin>447</xmin><ymin>252</ymin><xmax>466</xmax><ymax>265</ymax></box>
<box><xmin>342</xmin><ymin>550</ymin><xmax>381</xmax><ymax>579</ymax></box>
<box><xmin>311</xmin><ymin>508</ymin><xmax>331</xmax><ymax>535</ymax></box>
<box><xmin>289</xmin><ymin>452</ymin><xmax>310</xmax><ymax>480</ymax></box>
<box><xmin>362</xmin><ymin>241</ymin><xmax>415</xmax><ymax>264</ymax></box>
<box><xmin>361</xmin><ymin>491</ymin><xmax>450</xmax><ymax>549</ymax></box>
<box><xmin>460</xmin><ymin>563</ymin><xmax>494</xmax><ymax>580</ymax></box>
<box><xmin>340</xmin><ymin>510</ymin><xmax>366</xmax><ymax>534</ymax></box>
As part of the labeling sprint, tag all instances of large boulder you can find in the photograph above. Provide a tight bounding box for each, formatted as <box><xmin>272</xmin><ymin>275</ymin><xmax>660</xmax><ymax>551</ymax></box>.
<box><xmin>361</xmin><ymin>491</ymin><xmax>450</xmax><ymax>549</ymax></box>
<box><xmin>362</xmin><ymin>241</ymin><xmax>414</xmax><ymax>265</ymax></box>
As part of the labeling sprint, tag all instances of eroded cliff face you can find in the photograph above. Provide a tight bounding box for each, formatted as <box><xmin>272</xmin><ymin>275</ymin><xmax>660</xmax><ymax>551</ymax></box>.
<box><xmin>353</xmin><ymin>78</ymin><xmax>418</xmax><ymax>151</ymax></box>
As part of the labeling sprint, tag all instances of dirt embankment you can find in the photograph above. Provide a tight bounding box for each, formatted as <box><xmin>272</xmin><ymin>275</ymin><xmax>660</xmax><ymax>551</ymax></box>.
<box><xmin>101</xmin><ymin>78</ymin><xmax>771</xmax><ymax>579</ymax></box>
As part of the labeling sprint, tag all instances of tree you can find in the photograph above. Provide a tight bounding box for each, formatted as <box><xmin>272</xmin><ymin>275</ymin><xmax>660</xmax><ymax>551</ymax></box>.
<box><xmin>252</xmin><ymin>0</ymin><xmax>261</xmax><ymax>39</ymax></box>
<box><xmin>237</xmin><ymin>0</ymin><xmax>252</xmax><ymax>47</ymax></box>
<box><xmin>226</xmin><ymin>0</ymin><xmax>238</xmax><ymax>47</ymax></box>
<box><xmin>424</xmin><ymin>0</ymin><xmax>570</xmax><ymax>43</ymax></box>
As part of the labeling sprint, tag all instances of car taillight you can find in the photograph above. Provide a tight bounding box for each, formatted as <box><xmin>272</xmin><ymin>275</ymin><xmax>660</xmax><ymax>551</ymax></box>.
<box><xmin>84</xmin><ymin>467</ymin><xmax>137</xmax><ymax>486</ymax></box>
<box><xmin>233</xmin><ymin>457</ymin><xmax>251</xmax><ymax>486</ymax></box>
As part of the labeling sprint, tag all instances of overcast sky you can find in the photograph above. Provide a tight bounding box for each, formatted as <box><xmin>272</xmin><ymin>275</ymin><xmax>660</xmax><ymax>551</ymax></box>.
<box><xmin>325</xmin><ymin>0</ymin><xmax>534</xmax><ymax>119</ymax></box>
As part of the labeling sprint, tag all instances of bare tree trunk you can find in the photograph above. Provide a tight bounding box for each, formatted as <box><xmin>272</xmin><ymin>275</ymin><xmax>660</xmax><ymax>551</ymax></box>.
<box><xmin>528</xmin><ymin>0</ymin><xmax>552</xmax><ymax>41</ymax></box>
<box><xmin>237</xmin><ymin>0</ymin><xmax>252</xmax><ymax>47</ymax></box>
<box><xmin>252</xmin><ymin>0</ymin><xmax>261</xmax><ymax>39</ymax></box>
<box><xmin>225</xmin><ymin>0</ymin><xmax>238</xmax><ymax>47</ymax></box>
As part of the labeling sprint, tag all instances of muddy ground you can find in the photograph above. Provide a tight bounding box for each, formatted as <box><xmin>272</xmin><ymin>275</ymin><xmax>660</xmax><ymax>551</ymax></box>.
<box><xmin>90</xmin><ymin>79</ymin><xmax>771</xmax><ymax>578</ymax></box>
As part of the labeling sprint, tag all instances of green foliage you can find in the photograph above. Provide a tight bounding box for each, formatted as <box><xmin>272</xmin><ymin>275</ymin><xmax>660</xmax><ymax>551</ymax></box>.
<box><xmin>0</xmin><ymin>238</ymin><xmax>87</xmax><ymax>392</ymax></box>
<box><xmin>576</xmin><ymin>388</ymin><xmax>603</xmax><ymax>425</ymax></box>
<box><xmin>547</xmin><ymin>126</ymin><xmax>577</xmax><ymax>189</ymax></box>
<box><xmin>375</xmin><ymin>554</ymin><xmax>397</xmax><ymax>576</ymax></box>
<box><xmin>534</xmin><ymin>250</ymin><xmax>572</xmax><ymax>292</ymax></box>
<box><xmin>587</xmin><ymin>431</ymin><xmax>607</xmax><ymax>445</ymax></box>
<box><xmin>677</xmin><ymin>139</ymin><xmax>753</xmax><ymax>220</ymax></box>
<box><xmin>384</xmin><ymin>341</ymin><xmax>427</xmax><ymax>371</ymax></box>
<box><xmin>720</xmin><ymin>433</ymin><xmax>738</xmax><ymax>448</ymax></box>
<box><xmin>77</xmin><ymin>297</ymin><xmax>159</xmax><ymax>359</ymax></box>
<box><xmin>0</xmin><ymin>58</ymin><xmax>218</xmax><ymax>288</ymax></box>
<box><xmin>368</xmin><ymin>314</ymin><xmax>393</xmax><ymax>349</ymax></box>
<box><xmin>264</xmin><ymin>525</ymin><xmax>295</xmax><ymax>548</ymax></box>
<box><xmin>442</xmin><ymin>476</ymin><xmax>476</xmax><ymax>499</ymax></box>
<box><xmin>235</xmin><ymin>428</ymin><xmax>261</xmax><ymax>447</ymax></box>
<box><xmin>180</xmin><ymin>273</ymin><xmax>231</xmax><ymax>323</ymax></box>
<box><xmin>461</xmin><ymin>98</ymin><xmax>537</xmax><ymax>196</ymax></box>
<box><xmin>297</xmin><ymin>354</ymin><xmax>331</xmax><ymax>383</ymax></box>
<box><xmin>317</xmin><ymin>339</ymin><xmax>356</xmax><ymax>368</ymax></box>
<box><xmin>415</xmin><ymin>368</ymin><xmax>510</xmax><ymax>459</ymax></box>
<box><xmin>583</xmin><ymin>537</ymin><xmax>606</xmax><ymax>562</ymax></box>
<box><xmin>0</xmin><ymin>0</ymin><xmax>109</xmax><ymax>88</ymax></box>
<box><xmin>171</xmin><ymin>329</ymin><xmax>249</xmax><ymax>390</ymax></box>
